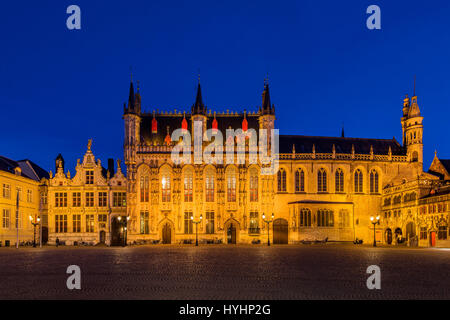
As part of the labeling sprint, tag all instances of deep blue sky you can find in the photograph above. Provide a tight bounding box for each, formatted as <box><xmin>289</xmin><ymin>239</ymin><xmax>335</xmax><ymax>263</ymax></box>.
<box><xmin>1</xmin><ymin>0</ymin><xmax>450</xmax><ymax>173</ymax></box>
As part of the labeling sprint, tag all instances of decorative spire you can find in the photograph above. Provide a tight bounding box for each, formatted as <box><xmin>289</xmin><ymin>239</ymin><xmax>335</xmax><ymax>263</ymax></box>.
<box><xmin>182</xmin><ymin>112</ymin><xmax>188</xmax><ymax>131</ymax></box>
<box><xmin>212</xmin><ymin>111</ymin><xmax>218</xmax><ymax>132</ymax></box>
<box><xmin>242</xmin><ymin>110</ymin><xmax>248</xmax><ymax>132</ymax></box>
<box><xmin>192</xmin><ymin>77</ymin><xmax>206</xmax><ymax>115</ymax></box>
<box><xmin>152</xmin><ymin>111</ymin><xmax>158</xmax><ymax>134</ymax></box>
<box><xmin>127</xmin><ymin>79</ymin><xmax>135</xmax><ymax>110</ymax></box>
<box><xmin>165</xmin><ymin>126</ymin><xmax>171</xmax><ymax>146</ymax></box>
<box><xmin>341</xmin><ymin>122</ymin><xmax>345</xmax><ymax>138</ymax></box>
<box><xmin>261</xmin><ymin>80</ymin><xmax>274</xmax><ymax>115</ymax></box>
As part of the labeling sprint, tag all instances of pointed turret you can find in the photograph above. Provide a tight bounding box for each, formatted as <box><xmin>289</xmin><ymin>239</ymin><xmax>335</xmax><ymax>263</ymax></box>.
<box><xmin>127</xmin><ymin>80</ymin><xmax>135</xmax><ymax>111</ymax></box>
<box><xmin>192</xmin><ymin>79</ymin><xmax>206</xmax><ymax>115</ymax></box>
<box><xmin>261</xmin><ymin>80</ymin><xmax>274</xmax><ymax>115</ymax></box>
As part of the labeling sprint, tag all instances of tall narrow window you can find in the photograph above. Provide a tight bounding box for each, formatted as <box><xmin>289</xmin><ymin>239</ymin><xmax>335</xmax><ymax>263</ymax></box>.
<box><xmin>227</xmin><ymin>169</ymin><xmax>236</xmax><ymax>202</ymax></box>
<box><xmin>86</xmin><ymin>170</ymin><xmax>94</xmax><ymax>184</ymax></box>
<box><xmin>73</xmin><ymin>214</ymin><xmax>81</xmax><ymax>233</ymax></box>
<box><xmin>2</xmin><ymin>184</ymin><xmax>11</xmax><ymax>199</ymax></box>
<box><xmin>86</xmin><ymin>215</ymin><xmax>95</xmax><ymax>233</ymax></box>
<box><xmin>98</xmin><ymin>192</ymin><xmax>107</xmax><ymax>207</ymax></box>
<box><xmin>2</xmin><ymin>209</ymin><xmax>10</xmax><ymax>229</ymax></box>
<box><xmin>295</xmin><ymin>169</ymin><xmax>305</xmax><ymax>192</ymax></box>
<box><xmin>161</xmin><ymin>173</ymin><xmax>171</xmax><ymax>203</ymax></box>
<box><xmin>184</xmin><ymin>211</ymin><xmax>193</xmax><ymax>234</ymax></box>
<box><xmin>140</xmin><ymin>175</ymin><xmax>149</xmax><ymax>202</ymax></box>
<box><xmin>85</xmin><ymin>192</ymin><xmax>94</xmax><ymax>207</ymax></box>
<box><xmin>370</xmin><ymin>170</ymin><xmax>379</xmax><ymax>194</ymax></box>
<box><xmin>205</xmin><ymin>170</ymin><xmax>215</xmax><ymax>202</ymax></box>
<box><xmin>249</xmin><ymin>168</ymin><xmax>259</xmax><ymax>202</ymax></box>
<box><xmin>55</xmin><ymin>215</ymin><xmax>67</xmax><ymax>233</ymax></box>
<box><xmin>299</xmin><ymin>209</ymin><xmax>312</xmax><ymax>227</ymax></box>
<box><xmin>335</xmin><ymin>169</ymin><xmax>344</xmax><ymax>193</ymax></box>
<box><xmin>184</xmin><ymin>170</ymin><xmax>193</xmax><ymax>202</ymax></box>
<box><xmin>278</xmin><ymin>168</ymin><xmax>287</xmax><ymax>192</ymax></box>
<box><xmin>317</xmin><ymin>168</ymin><xmax>327</xmax><ymax>192</ymax></box>
<box><xmin>354</xmin><ymin>169</ymin><xmax>363</xmax><ymax>193</ymax></box>
<box><xmin>206</xmin><ymin>211</ymin><xmax>215</xmax><ymax>234</ymax></box>
<box><xmin>72</xmin><ymin>192</ymin><xmax>81</xmax><ymax>207</ymax></box>
<box><xmin>140</xmin><ymin>211</ymin><xmax>149</xmax><ymax>234</ymax></box>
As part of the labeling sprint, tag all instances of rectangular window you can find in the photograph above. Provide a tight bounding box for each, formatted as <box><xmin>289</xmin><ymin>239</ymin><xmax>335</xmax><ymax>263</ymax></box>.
<box><xmin>2</xmin><ymin>184</ymin><xmax>11</xmax><ymax>199</ymax></box>
<box><xmin>113</xmin><ymin>192</ymin><xmax>127</xmax><ymax>207</ymax></box>
<box><xmin>26</xmin><ymin>190</ymin><xmax>32</xmax><ymax>203</ymax></box>
<box><xmin>86</xmin><ymin>214</ymin><xmax>95</xmax><ymax>233</ymax></box>
<box><xmin>420</xmin><ymin>227</ymin><xmax>427</xmax><ymax>240</ymax></box>
<box><xmin>2</xmin><ymin>209</ymin><xmax>10</xmax><ymax>229</ymax></box>
<box><xmin>86</xmin><ymin>170</ymin><xmax>94</xmax><ymax>184</ymax></box>
<box><xmin>85</xmin><ymin>192</ymin><xmax>94</xmax><ymax>207</ymax></box>
<box><xmin>339</xmin><ymin>210</ymin><xmax>350</xmax><ymax>228</ymax></box>
<box><xmin>98</xmin><ymin>192</ymin><xmax>108</xmax><ymax>207</ymax></box>
<box><xmin>40</xmin><ymin>192</ymin><xmax>47</xmax><ymax>205</ymax></box>
<box><xmin>98</xmin><ymin>214</ymin><xmax>107</xmax><ymax>229</ymax></box>
<box><xmin>55</xmin><ymin>215</ymin><xmax>67</xmax><ymax>233</ymax></box>
<box><xmin>72</xmin><ymin>192</ymin><xmax>81</xmax><ymax>207</ymax></box>
<box><xmin>184</xmin><ymin>211</ymin><xmax>193</xmax><ymax>234</ymax></box>
<box><xmin>249</xmin><ymin>212</ymin><xmax>259</xmax><ymax>233</ymax></box>
<box><xmin>206</xmin><ymin>211</ymin><xmax>215</xmax><ymax>234</ymax></box>
<box><xmin>55</xmin><ymin>192</ymin><xmax>68</xmax><ymax>207</ymax></box>
<box><xmin>438</xmin><ymin>226</ymin><xmax>447</xmax><ymax>240</ymax></box>
<box><xmin>73</xmin><ymin>214</ymin><xmax>81</xmax><ymax>233</ymax></box>
<box><xmin>140</xmin><ymin>211</ymin><xmax>150</xmax><ymax>234</ymax></box>
<box><xmin>318</xmin><ymin>210</ymin><xmax>334</xmax><ymax>227</ymax></box>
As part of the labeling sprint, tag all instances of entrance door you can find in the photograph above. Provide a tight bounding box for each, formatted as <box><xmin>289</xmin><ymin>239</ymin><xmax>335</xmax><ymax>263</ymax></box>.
<box><xmin>385</xmin><ymin>229</ymin><xmax>393</xmax><ymax>245</ymax></box>
<box><xmin>162</xmin><ymin>223</ymin><xmax>171</xmax><ymax>244</ymax></box>
<box><xmin>111</xmin><ymin>217</ymin><xmax>123</xmax><ymax>246</ymax></box>
<box><xmin>99</xmin><ymin>231</ymin><xmax>106</xmax><ymax>244</ymax></box>
<box><xmin>273</xmin><ymin>218</ymin><xmax>288</xmax><ymax>244</ymax></box>
<box><xmin>430</xmin><ymin>232</ymin><xmax>436</xmax><ymax>247</ymax></box>
<box><xmin>227</xmin><ymin>223</ymin><xmax>236</xmax><ymax>244</ymax></box>
<box><xmin>406</xmin><ymin>222</ymin><xmax>416</xmax><ymax>240</ymax></box>
<box><xmin>42</xmin><ymin>226</ymin><xmax>48</xmax><ymax>244</ymax></box>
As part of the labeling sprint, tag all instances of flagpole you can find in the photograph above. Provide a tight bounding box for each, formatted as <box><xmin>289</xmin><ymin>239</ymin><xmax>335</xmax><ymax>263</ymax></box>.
<box><xmin>16</xmin><ymin>191</ymin><xmax>19</xmax><ymax>249</ymax></box>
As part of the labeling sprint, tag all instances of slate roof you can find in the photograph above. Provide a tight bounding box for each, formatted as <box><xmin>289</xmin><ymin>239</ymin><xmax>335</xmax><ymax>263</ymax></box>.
<box><xmin>140</xmin><ymin>112</ymin><xmax>259</xmax><ymax>146</ymax></box>
<box><xmin>279</xmin><ymin>135</ymin><xmax>405</xmax><ymax>155</ymax></box>
<box><xmin>0</xmin><ymin>156</ymin><xmax>49</xmax><ymax>181</ymax></box>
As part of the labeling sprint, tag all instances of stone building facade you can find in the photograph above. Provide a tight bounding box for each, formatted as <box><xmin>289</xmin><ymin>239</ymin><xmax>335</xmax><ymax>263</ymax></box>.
<box><xmin>46</xmin><ymin>142</ymin><xmax>127</xmax><ymax>245</ymax></box>
<box><xmin>121</xmin><ymin>80</ymin><xmax>426</xmax><ymax>245</ymax></box>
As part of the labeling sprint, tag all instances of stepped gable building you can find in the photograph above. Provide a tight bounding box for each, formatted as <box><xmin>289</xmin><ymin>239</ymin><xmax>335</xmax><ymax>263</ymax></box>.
<box><xmin>46</xmin><ymin>140</ymin><xmax>127</xmax><ymax>246</ymax></box>
<box><xmin>0</xmin><ymin>156</ymin><xmax>49</xmax><ymax>246</ymax></box>
<box><xmin>122</xmin><ymin>78</ymin><xmax>424</xmax><ymax>245</ymax></box>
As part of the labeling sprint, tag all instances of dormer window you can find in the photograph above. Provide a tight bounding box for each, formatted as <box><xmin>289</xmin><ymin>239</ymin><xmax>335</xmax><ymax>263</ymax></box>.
<box><xmin>86</xmin><ymin>170</ymin><xmax>94</xmax><ymax>184</ymax></box>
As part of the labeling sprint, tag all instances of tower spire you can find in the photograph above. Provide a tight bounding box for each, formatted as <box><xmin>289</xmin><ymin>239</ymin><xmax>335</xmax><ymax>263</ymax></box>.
<box><xmin>192</xmin><ymin>75</ymin><xmax>206</xmax><ymax>115</ymax></box>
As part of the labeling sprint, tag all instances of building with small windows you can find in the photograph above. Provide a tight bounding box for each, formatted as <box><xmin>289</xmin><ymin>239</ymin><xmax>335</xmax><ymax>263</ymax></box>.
<box><xmin>0</xmin><ymin>156</ymin><xmax>49</xmax><ymax>246</ymax></box>
<box><xmin>46</xmin><ymin>142</ymin><xmax>127</xmax><ymax>245</ymax></box>
<box><xmin>120</xmin><ymin>78</ymin><xmax>427</xmax><ymax>245</ymax></box>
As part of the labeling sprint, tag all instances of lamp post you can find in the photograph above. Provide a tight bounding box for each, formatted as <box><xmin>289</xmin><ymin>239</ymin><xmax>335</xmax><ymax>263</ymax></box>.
<box><xmin>262</xmin><ymin>213</ymin><xmax>274</xmax><ymax>246</ymax></box>
<box><xmin>191</xmin><ymin>214</ymin><xmax>203</xmax><ymax>246</ymax></box>
<box><xmin>29</xmin><ymin>215</ymin><xmax>40</xmax><ymax>248</ymax></box>
<box><xmin>370</xmin><ymin>215</ymin><xmax>380</xmax><ymax>247</ymax></box>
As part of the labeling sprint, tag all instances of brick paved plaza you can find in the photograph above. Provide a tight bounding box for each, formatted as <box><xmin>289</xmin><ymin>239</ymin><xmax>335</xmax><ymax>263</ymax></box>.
<box><xmin>0</xmin><ymin>244</ymin><xmax>449</xmax><ymax>300</ymax></box>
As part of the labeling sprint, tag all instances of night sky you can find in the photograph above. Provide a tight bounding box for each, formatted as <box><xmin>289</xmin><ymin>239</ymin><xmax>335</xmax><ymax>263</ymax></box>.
<box><xmin>1</xmin><ymin>0</ymin><xmax>450</xmax><ymax>173</ymax></box>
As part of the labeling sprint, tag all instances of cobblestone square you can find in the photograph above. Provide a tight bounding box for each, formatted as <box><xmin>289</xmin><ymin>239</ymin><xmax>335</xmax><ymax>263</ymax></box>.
<box><xmin>0</xmin><ymin>245</ymin><xmax>449</xmax><ymax>300</ymax></box>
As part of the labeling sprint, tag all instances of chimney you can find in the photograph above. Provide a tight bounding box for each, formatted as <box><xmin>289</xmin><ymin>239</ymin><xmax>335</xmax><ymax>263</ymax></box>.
<box><xmin>107</xmin><ymin>158</ymin><xmax>115</xmax><ymax>177</ymax></box>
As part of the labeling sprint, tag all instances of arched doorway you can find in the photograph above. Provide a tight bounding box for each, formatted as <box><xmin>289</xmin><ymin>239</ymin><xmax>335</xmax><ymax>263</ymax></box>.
<box><xmin>273</xmin><ymin>218</ymin><xmax>288</xmax><ymax>244</ymax></box>
<box><xmin>227</xmin><ymin>223</ymin><xmax>237</xmax><ymax>244</ymax></box>
<box><xmin>99</xmin><ymin>231</ymin><xmax>106</xmax><ymax>244</ymax></box>
<box><xmin>385</xmin><ymin>228</ymin><xmax>393</xmax><ymax>245</ymax></box>
<box><xmin>162</xmin><ymin>223</ymin><xmax>172</xmax><ymax>244</ymax></box>
<box><xmin>406</xmin><ymin>222</ymin><xmax>416</xmax><ymax>240</ymax></box>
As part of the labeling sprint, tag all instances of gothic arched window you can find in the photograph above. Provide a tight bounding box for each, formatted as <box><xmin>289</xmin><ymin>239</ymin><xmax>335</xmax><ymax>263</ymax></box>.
<box><xmin>354</xmin><ymin>169</ymin><xmax>363</xmax><ymax>193</ymax></box>
<box><xmin>295</xmin><ymin>169</ymin><xmax>305</xmax><ymax>193</ymax></box>
<box><xmin>184</xmin><ymin>169</ymin><xmax>193</xmax><ymax>202</ymax></box>
<box><xmin>205</xmin><ymin>168</ymin><xmax>215</xmax><ymax>202</ymax></box>
<box><xmin>140</xmin><ymin>175</ymin><xmax>149</xmax><ymax>202</ymax></box>
<box><xmin>335</xmin><ymin>168</ymin><xmax>344</xmax><ymax>193</ymax></box>
<box><xmin>317</xmin><ymin>168</ymin><xmax>327</xmax><ymax>192</ymax></box>
<box><xmin>227</xmin><ymin>168</ymin><xmax>237</xmax><ymax>202</ymax></box>
<box><xmin>277</xmin><ymin>168</ymin><xmax>287</xmax><ymax>192</ymax></box>
<box><xmin>299</xmin><ymin>208</ymin><xmax>311</xmax><ymax>227</ymax></box>
<box><xmin>370</xmin><ymin>170</ymin><xmax>379</xmax><ymax>194</ymax></box>
<box><xmin>161</xmin><ymin>170</ymin><xmax>171</xmax><ymax>202</ymax></box>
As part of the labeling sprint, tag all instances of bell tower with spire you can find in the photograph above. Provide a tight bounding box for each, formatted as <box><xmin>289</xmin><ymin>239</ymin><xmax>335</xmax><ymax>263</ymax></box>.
<box><xmin>401</xmin><ymin>78</ymin><xmax>424</xmax><ymax>168</ymax></box>
<box><xmin>191</xmin><ymin>74</ymin><xmax>208</xmax><ymax>136</ymax></box>
<box><xmin>258</xmin><ymin>78</ymin><xmax>276</xmax><ymax>148</ymax></box>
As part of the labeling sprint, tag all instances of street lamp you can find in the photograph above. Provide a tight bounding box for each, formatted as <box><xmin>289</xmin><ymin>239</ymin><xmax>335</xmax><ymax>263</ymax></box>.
<box><xmin>262</xmin><ymin>213</ymin><xmax>274</xmax><ymax>246</ymax></box>
<box><xmin>29</xmin><ymin>215</ymin><xmax>40</xmax><ymax>248</ymax></box>
<box><xmin>191</xmin><ymin>214</ymin><xmax>203</xmax><ymax>246</ymax></box>
<box><xmin>370</xmin><ymin>215</ymin><xmax>380</xmax><ymax>247</ymax></box>
<box><xmin>118</xmin><ymin>216</ymin><xmax>130</xmax><ymax>247</ymax></box>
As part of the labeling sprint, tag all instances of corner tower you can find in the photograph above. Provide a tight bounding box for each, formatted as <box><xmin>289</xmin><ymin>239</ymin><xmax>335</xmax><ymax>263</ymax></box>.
<box><xmin>401</xmin><ymin>91</ymin><xmax>424</xmax><ymax>167</ymax></box>
<box><xmin>258</xmin><ymin>80</ymin><xmax>276</xmax><ymax>148</ymax></box>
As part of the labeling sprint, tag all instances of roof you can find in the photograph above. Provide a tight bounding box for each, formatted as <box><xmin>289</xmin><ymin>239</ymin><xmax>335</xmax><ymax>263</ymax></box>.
<box><xmin>0</xmin><ymin>156</ymin><xmax>49</xmax><ymax>181</ymax></box>
<box><xmin>140</xmin><ymin>112</ymin><xmax>260</xmax><ymax>146</ymax></box>
<box><xmin>279</xmin><ymin>135</ymin><xmax>405</xmax><ymax>155</ymax></box>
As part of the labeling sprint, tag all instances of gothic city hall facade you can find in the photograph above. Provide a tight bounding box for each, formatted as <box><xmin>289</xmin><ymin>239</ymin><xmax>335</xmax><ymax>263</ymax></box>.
<box><xmin>4</xmin><ymin>78</ymin><xmax>450</xmax><ymax>248</ymax></box>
